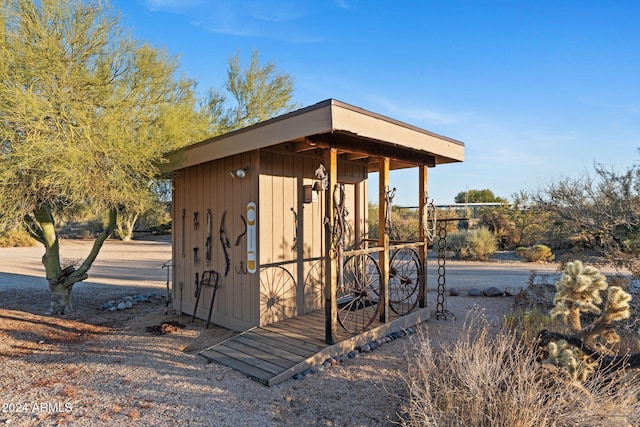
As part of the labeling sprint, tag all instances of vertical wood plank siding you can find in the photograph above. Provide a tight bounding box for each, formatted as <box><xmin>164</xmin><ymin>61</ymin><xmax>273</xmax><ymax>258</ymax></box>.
<box><xmin>174</xmin><ymin>148</ymin><xmax>366</xmax><ymax>331</ymax></box>
<box><xmin>173</xmin><ymin>153</ymin><xmax>258</xmax><ymax>331</ymax></box>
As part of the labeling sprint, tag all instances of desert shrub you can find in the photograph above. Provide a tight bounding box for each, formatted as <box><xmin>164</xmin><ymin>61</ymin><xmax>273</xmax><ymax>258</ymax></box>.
<box><xmin>478</xmin><ymin>205</ymin><xmax>513</xmax><ymax>249</ymax></box>
<box><xmin>0</xmin><ymin>229</ymin><xmax>38</xmax><ymax>247</ymax></box>
<box><xmin>400</xmin><ymin>314</ymin><xmax>640</xmax><ymax>426</ymax></box>
<box><xmin>138</xmin><ymin>205</ymin><xmax>172</xmax><ymax>234</ymax></box>
<box><xmin>367</xmin><ymin>204</ymin><xmax>419</xmax><ymax>241</ymax></box>
<box><xmin>57</xmin><ymin>219</ymin><xmax>105</xmax><ymax>239</ymax></box>
<box><xmin>439</xmin><ymin>230</ymin><xmax>465</xmax><ymax>256</ymax></box>
<box><xmin>390</xmin><ymin>209</ymin><xmax>420</xmax><ymax>241</ymax></box>
<box><xmin>503</xmin><ymin>306</ymin><xmax>558</xmax><ymax>343</ymax></box>
<box><xmin>515</xmin><ymin>244</ymin><xmax>555</xmax><ymax>262</ymax></box>
<box><xmin>443</xmin><ymin>227</ymin><xmax>497</xmax><ymax>260</ymax></box>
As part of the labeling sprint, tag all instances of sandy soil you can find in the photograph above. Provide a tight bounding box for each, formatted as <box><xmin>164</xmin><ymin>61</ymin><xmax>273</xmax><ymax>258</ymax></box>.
<box><xmin>0</xmin><ymin>237</ymin><xmax>561</xmax><ymax>426</ymax></box>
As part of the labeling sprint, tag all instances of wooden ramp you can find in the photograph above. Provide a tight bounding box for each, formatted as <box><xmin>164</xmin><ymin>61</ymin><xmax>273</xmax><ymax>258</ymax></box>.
<box><xmin>200</xmin><ymin>307</ymin><xmax>430</xmax><ymax>386</ymax></box>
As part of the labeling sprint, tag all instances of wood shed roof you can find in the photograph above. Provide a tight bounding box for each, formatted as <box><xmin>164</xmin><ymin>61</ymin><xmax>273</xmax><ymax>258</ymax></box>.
<box><xmin>164</xmin><ymin>99</ymin><xmax>464</xmax><ymax>172</ymax></box>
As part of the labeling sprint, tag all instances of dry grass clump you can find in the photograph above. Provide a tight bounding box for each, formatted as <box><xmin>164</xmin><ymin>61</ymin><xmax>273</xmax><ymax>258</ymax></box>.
<box><xmin>399</xmin><ymin>314</ymin><xmax>640</xmax><ymax>426</ymax></box>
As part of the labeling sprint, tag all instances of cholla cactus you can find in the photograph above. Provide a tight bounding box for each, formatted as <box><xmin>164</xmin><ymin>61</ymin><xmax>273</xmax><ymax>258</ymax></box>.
<box><xmin>602</xmin><ymin>286</ymin><xmax>632</xmax><ymax>325</ymax></box>
<box><xmin>544</xmin><ymin>261</ymin><xmax>633</xmax><ymax>381</ymax></box>
<box><xmin>550</xmin><ymin>260</ymin><xmax>609</xmax><ymax>331</ymax></box>
<box><xmin>544</xmin><ymin>339</ymin><xmax>596</xmax><ymax>382</ymax></box>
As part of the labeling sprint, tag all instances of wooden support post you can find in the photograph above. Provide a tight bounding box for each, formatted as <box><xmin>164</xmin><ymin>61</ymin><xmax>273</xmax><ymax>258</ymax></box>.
<box><xmin>378</xmin><ymin>157</ymin><xmax>390</xmax><ymax>323</ymax></box>
<box><xmin>418</xmin><ymin>164</ymin><xmax>429</xmax><ymax>308</ymax></box>
<box><xmin>324</xmin><ymin>147</ymin><xmax>338</xmax><ymax>344</ymax></box>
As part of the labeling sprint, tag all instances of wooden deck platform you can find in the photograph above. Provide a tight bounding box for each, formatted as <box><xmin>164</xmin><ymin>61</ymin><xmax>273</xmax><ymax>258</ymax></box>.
<box><xmin>200</xmin><ymin>307</ymin><xmax>430</xmax><ymax>386</ymax></box>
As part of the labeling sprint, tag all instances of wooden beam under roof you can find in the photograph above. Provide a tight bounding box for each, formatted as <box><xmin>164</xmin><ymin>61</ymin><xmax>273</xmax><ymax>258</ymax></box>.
<box><xmin>294</xmin><ymin>138</ymin><xmax>318</xmax><ymax>153</ymax></box>
<box><xmin>308</xmin><ymin>132</ymin><xmax>436</xmax><ymax>170</ymax></box>
<box><xmin>342</xmin><ymin>152</ymin><xmax>369</xmax><ymax>161</ymax></box>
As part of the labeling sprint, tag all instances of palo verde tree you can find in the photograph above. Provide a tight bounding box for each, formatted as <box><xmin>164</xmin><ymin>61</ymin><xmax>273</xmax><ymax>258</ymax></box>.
<box><xmin>203</xmin><ymin>50</ymin><xmax>298</xmax><ymax>136</ymax></box>
<box><xmin>113</xmin><ymin>83</ymin><xmax>208</xmax><ymax>241</ymax></box>
<box><xmin>116</xmin><ymin>50</ymin><xmax>298</xmax><ymax>240</ymax></box>
<box><xmin>0</xmin><ymin>0</ymin><xmax>205</xmax><ymax>314</ymax></box>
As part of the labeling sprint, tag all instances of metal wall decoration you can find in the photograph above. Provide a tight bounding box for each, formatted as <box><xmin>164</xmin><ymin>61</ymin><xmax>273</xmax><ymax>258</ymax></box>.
<box><xmin>235</xmin><ymin>261</ymin><xmax>248</xmax><ymax>275</ymax></box>
<box><xmin>181</xmin><ymin>209</ymin><xmax>186</xmax><ymax>258</ymax></box>
<box><xmin>234</xmin><ymin>214</ymin><xmax>249</xmax><ymax>275</ymax></box>
<box><xmin>193</xmin><ymin>211</ymin><xmax>199</xmax><ymax>230</ymax></box>
<box><xmin>330</xmin><ymin>183</ymin><xmax>348</xmax><ymax>260</ymax></box>
<box><xmin>259</xmin><ymin>266</ymin><xmax>296</xmax><ymax>325</ymax></box>
<box><xmin>219</xmin><ymin>211</ymin><xmax>231</xmax><ymax>276</ymax></box>
<box><xmin>290</xmin><ymin>208</ymin><xmax>298</xmax><ymax>251</ymax></box>
<box><xmin>331</xmin><ymin>184</ymin><xmax>348</xmax><ymax>294</ymax></box>
<box><xmin>315</xmin><ymin>164</ymin><xmax>328</xmax><ymax>190</ymax></box>
<box><xmin>235</xmin><ymin>215</ymin><xmax>247</xmax><ymax>246</ymax></box>
<box><xmin>205</xmin><ymin>209</ymin><xmax>212</xmax><ymax>266</ymax></box>
<box><xmin>385</xmin><ymin>186</ymin><xmax>398</xmax><ymax>239</ymax></box>
<box><xmin>423</xmin><ymin>192</ymin><xmax>437</xmax><ymax>242</ymax></box>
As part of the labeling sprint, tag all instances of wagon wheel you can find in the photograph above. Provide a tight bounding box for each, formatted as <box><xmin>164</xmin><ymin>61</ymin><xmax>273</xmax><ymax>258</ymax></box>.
<box><xmin>304</xmin><ymin>260</ymin><xmax>324</xmax><ymax>311</ymax></box>
<box><xmin>338</xmin><ymin>253</ymin><xmax>381</xmax><ymax>333</ymax></box>
<box><xmin>389</xmin><ymin>248</ymin><xmax>421</xmax><ymax>315</ymax></box>
<box><xmin>259</xmin><ymin>266</ymin><xmax>296</xmax><ymax>325</ymax></box>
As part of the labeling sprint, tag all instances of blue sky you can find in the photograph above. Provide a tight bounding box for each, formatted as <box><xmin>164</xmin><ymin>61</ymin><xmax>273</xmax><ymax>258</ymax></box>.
<box><xmin>113</xmin><ymin>0</ymin><xmax>640</xmax><ymax>206</ymax></box>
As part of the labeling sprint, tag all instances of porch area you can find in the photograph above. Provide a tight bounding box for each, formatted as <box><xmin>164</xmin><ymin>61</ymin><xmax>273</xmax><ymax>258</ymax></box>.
<box><xmin>200</xmin><ymin>306</ymin><xmax>430</xmax><ymax>386</ymax></box>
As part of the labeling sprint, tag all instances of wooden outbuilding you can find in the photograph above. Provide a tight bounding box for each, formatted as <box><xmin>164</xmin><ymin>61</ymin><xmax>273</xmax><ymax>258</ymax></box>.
<box><xmin>166</xmin><ymin>99</ymin><xmax>464</xmax><ymax>345</ymax></box>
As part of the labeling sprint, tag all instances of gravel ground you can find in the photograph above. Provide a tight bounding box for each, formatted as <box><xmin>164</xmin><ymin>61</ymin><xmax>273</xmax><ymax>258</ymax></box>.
<box><xmin>0</xmin><ymin>238</ymin><xmax>564</xmax><ymax>426</ymax></box>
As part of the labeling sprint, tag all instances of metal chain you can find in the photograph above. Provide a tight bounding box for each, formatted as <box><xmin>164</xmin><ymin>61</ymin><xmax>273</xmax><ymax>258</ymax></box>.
<box><xmin>436</xmin><ymin>220</ymin><xmax>454</xmax><ymax>320</ymax></box>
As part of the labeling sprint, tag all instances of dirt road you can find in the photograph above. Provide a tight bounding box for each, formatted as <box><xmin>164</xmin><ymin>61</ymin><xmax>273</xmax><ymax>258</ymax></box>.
<box><xmin>0</xmin><ymin>237</ymin><xmax>559</xmax><ymax>308</ymax></box>
<box><xmin>0</xmin><ymin>237</ymin><xmax>172</xmax><ymax>315</ymax></box>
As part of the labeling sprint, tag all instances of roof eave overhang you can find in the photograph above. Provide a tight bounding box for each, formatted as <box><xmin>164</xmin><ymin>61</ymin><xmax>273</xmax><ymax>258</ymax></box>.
<box><xmin>162</xmin><ymin>99</ymin><xmax>335</xmax><ymax>173</ymax></box>
<box><xmin>162</xmin><ymin>99</ymin><xmax>464</xmax><ymax>173</ymax></box>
